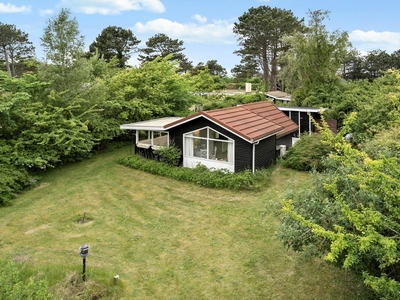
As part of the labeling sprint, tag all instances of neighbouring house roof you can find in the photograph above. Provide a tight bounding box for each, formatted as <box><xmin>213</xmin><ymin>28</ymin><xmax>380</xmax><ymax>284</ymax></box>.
<box><xmin>165</xmin><ymin>101</ymin><xmax>298</xmax><ymax>143</ymax></box>
<box><xmin>120</xmin><ymin>117</ymin><xmax>183</xmax><ymax>131</ymax></box>
<box><xmin>266</xmin><ymin>91</ymin><xmax>291</xmax><ymax>102</ymax></box>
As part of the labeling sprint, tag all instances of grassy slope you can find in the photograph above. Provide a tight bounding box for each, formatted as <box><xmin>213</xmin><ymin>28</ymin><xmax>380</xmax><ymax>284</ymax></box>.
<box><xmin>0</xmin><ymin>147</ymin><xmax>362</xmax><ymax>299</ymax></box>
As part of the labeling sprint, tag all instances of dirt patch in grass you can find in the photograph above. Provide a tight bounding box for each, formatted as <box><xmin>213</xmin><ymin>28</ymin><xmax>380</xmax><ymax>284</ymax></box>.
<box><xmin>24</xmin><ymin>224</ymin><xmax>50</xmax><ymax>235</ymax></box>
<box><xmin>13</xmin><ymin>254</ymin><xmax>29</xmax><ymax>263</ymax></box>
<box><xmin>34</xmin><ymin>182</ymin><xmax>50</xmax><ymax>190</ymax></box>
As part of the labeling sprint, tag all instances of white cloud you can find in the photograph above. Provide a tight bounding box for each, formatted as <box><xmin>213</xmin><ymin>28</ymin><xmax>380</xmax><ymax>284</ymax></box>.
<box><xmin>349</xmin><ymin>30</ymin><xmax>400</xmax><ymax>53</ymax></box>
<box><xmin>61</xmin><ymin>0</ymin><xmax>165</xmax><ymax>15</ymax></box>
<box><xmin>192</xmin><ymin>14</ymin><xmax>207</xmax><ymax>23</ymax></box>
<box><xmin>133</xmin><ymin>18</ymin><xmax>235</xmax><ymax>44</ymax></box>
<box><xmin>39</xmin><ymin>9</ymin><xmax>53</xmax><ymax>16</ymax></box>
<box><xmin>0</xmin><ymin>3</ymin><xmax>31</xmax><ymax>13</ymax></box>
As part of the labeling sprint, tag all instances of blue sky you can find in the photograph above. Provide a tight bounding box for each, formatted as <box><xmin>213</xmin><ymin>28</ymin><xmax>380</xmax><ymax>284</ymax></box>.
<box><xmin>2</xmin><ymin>0</ymin><xmax>400</xmax><ymax>73</ymax></box>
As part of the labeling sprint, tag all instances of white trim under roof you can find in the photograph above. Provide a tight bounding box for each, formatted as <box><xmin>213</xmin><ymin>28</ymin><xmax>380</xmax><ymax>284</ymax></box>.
<box><xmin>277</xmin><ymin>106</ymin><xmax>327</xmax><ymax>113</ymax></box>
<box><xmin>120</xmin><ymin>117</ymin><xmax>183</xmax><ymax>131</ymax></box>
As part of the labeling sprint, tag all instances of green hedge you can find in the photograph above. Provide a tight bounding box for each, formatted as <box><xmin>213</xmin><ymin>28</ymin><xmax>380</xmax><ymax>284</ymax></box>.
<box><xmin>117</xmin><ymin>155</ymin><xmax>259</xmax><ymax>191</ymax></box>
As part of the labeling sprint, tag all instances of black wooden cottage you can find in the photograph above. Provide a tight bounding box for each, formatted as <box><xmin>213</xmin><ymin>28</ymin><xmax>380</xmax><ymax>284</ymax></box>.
<box><xmin>120</xmin><ymin>101</ymin><xmax>298</xmax><ymax>173</ymax></box>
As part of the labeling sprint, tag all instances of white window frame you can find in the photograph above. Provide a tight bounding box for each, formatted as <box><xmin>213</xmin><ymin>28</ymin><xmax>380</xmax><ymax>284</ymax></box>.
<box><xmin>183</xmin><ymin>127</ymin><xmax>234</xmax><ymax>171</ymax></box>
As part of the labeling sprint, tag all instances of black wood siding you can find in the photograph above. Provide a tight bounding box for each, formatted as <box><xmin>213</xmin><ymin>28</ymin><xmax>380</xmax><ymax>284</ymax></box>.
<box><xmin>167</xmin><ymin>117</ymin><xmax>276</xmax><ymax>172</ymax></box>
<box><xmin>277</xmin><ymin>134</ymin><xmax>293</xmax><ymax>150</ymax></box>
<box><xmin>255</xmin><ymin>135</ymin><xmax>276</xmax><ymax>170</ymax></box>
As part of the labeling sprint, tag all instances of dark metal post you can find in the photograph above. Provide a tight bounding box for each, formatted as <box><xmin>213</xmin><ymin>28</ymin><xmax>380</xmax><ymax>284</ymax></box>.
<box><xmin>82</xmin><ymin>257</ymin><xmax>86</xmax><ymax>281</ymax></box>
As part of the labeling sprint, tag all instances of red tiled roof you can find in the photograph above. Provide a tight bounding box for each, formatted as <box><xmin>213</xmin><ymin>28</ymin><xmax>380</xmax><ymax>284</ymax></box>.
<box><xmin>165</xmin><ymin>101</ymin><xmax>298</xmax><ymax>142</ymax></box>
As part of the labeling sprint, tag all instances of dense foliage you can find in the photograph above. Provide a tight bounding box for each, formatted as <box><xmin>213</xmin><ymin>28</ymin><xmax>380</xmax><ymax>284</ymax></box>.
<box><xmin>279</xmin><ymin>10</ymin><xmax>350</xmax><ymax>104</ymax></box>
<box><xmin>280</xmin><ymin>133</ymin><xmax>332</xmax><ymax>171</ymax></box>
<box><xmin>278</xmin><ymin>115</ymin><xmax>400</xmax><ymax>299</ymax></box>
<box><xmin>118</xmin><ymin>155</ymin><xmax>259</xmax><ymax>191</ymax></box>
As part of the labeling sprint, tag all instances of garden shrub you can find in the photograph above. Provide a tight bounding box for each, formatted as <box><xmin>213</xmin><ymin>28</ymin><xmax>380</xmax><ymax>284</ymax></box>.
<box><xmin>117</xmin><ymin>155</ymin><xmax>259</xmax><ymax>191</ymax></box>
<box><xmin>153</xmin><ymin>143</ymin><xmax>182</xmax><ymax>167</ymax></box>
<box><xmin>281</xmin><ymin>133</ymin><xmax>332</xmax><ymax>171</ymax></box>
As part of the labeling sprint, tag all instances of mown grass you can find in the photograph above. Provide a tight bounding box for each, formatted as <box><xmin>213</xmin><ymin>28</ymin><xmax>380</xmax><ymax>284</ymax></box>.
<box><xmin>0</xmin><ymin>147</ymin><xmax>364</xmax><ymax>299</ymax></box>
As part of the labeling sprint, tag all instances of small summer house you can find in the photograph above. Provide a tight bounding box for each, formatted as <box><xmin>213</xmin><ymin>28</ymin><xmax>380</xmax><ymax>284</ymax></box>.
<box><xmin>120</xmin><ymin>101</ymin><xmax>298</xmax><ymax>173</ymax></box>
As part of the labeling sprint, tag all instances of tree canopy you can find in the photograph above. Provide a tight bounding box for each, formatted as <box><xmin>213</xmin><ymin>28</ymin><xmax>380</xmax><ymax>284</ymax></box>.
<box><xmin>0</xmin><ymin>23</ymin><xmax>35</xmax><ymax>77</ymax></box>
<box><xmin>279</xmin><ymin>10</ymin><xmax>350</xmax><ymax>104</ymax></box>
<box><xmin>233</xmin><ymin>5</ymin><xmax>304</xmax><ymax>91</ymax></box>
<box><xmin>138</xmin><ymin>33</ymin><xmax>191</xmax><ymax>71</ymax></box>
<box><xmin>41</xmin><ymin>8</ymin><xmax>84</xmax><ymax>69</ymax></box>
<box><xmin>88</xmin><ymin>26</ymin><xmax>140</xmax><ymax>68</ymax></box>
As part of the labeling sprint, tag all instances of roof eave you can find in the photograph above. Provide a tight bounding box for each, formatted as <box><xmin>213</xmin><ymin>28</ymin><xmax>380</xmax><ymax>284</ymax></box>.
<box><xmin>120</xmin><ymin>125</ymin><xmax>167</xmax><ymax>131</ymax></box>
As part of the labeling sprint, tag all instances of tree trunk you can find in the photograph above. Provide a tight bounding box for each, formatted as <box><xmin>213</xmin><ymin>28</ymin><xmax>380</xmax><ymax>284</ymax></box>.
<box><xmin>270</xmin><ymin>54</ymin><xmax>277</xmax><ymax>91</ymax></box>
<box><xmin>2</xmin><ymin>45</ymin><xmax>12</xmax><ymax>77</ymax></box>
<box><xmin>262</xmin><ymin>45</ymin><xmax>270</xmax><ymax>91</ymax></box>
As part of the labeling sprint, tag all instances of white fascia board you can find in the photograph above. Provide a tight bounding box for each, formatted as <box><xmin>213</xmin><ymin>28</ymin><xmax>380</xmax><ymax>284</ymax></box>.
<box><xmin>120</xmin><ymin>124</ymin><xmax>167</xmax><ymax>131</ymax></box>
<box><xmin>277</xmin><ymin>106</ymin><xmax>326</xmax><ymax>113</ymax></box>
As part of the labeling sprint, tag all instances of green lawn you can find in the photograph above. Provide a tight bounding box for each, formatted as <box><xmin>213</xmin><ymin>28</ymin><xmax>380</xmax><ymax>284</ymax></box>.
<box><xmin>0</xmin><ymin>147</ymin><xmax>363</xmax><ymax>299</ymax></box>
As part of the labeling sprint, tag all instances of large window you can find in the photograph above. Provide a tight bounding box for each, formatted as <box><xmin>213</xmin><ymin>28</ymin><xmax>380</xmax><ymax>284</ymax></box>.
<box><xmin>184</xmin><ymin>127</ymin><xmax>233</xmax><ymax>163</ymax></box>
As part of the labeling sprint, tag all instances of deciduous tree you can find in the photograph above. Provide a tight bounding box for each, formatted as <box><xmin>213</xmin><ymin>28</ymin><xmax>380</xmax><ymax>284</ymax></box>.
<box><xmin>107</xmin><ymin>55</ymin><xmax>195</xmax><ymax>124</ymax></box>
<box><xmin>40</xmin><ymin>8</ymin><xmax>84</xmax><ymax>71</ymax></box>
<box><xmin>279</xmin><ymin>10</ymin><xmax>350</xmax><ymax>103</ymax></box>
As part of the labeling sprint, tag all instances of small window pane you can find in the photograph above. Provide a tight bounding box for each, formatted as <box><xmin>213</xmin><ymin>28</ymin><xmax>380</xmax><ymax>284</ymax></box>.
<box><xmin>193</xmin><ymin>128</ymin><xmax>207</xmax><ymax>137</ymax></box>
<box><xmin>193</xmin><ymin>137</ymin><xmax>207</xmax><ymax>158</ymax></box>
<box><xmin>208</xmin><ymin>140</ymin><xmax>232</xmax><ymax>162</ymax></box>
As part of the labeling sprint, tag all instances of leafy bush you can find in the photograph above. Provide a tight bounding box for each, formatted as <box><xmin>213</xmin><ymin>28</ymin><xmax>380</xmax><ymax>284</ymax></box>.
<box><xmin>278</xmin><ymin>118</ymin><xmax>400</xmax><ymax>299</ymax></box>
<box><xmin>0</xmin><ymin>163</ymin><xmax>30</xmax><ymax>206</ymax></box>
<box><xmin>361</xmin><ymin>123</ymin><xmax>400</xmax><ymax>159</ymax></box>
<box><xmin>0</xmin><ymin>259</ymin><xmax>53</xmax><ymax>299</ymax></box>
<box><xmin>281</xmin><ymin>133</ymin><xmax>332</xmax><ymax>171</ymax></box>
<box><xmin>117</xmin><ymin>155</ymin><xmax>259</xmax><ymax>191</ymax></box>
<box><xmin>153</xmin><ymin>143</ymin><xmax>182</xmax><ymax>167</ymax></box>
